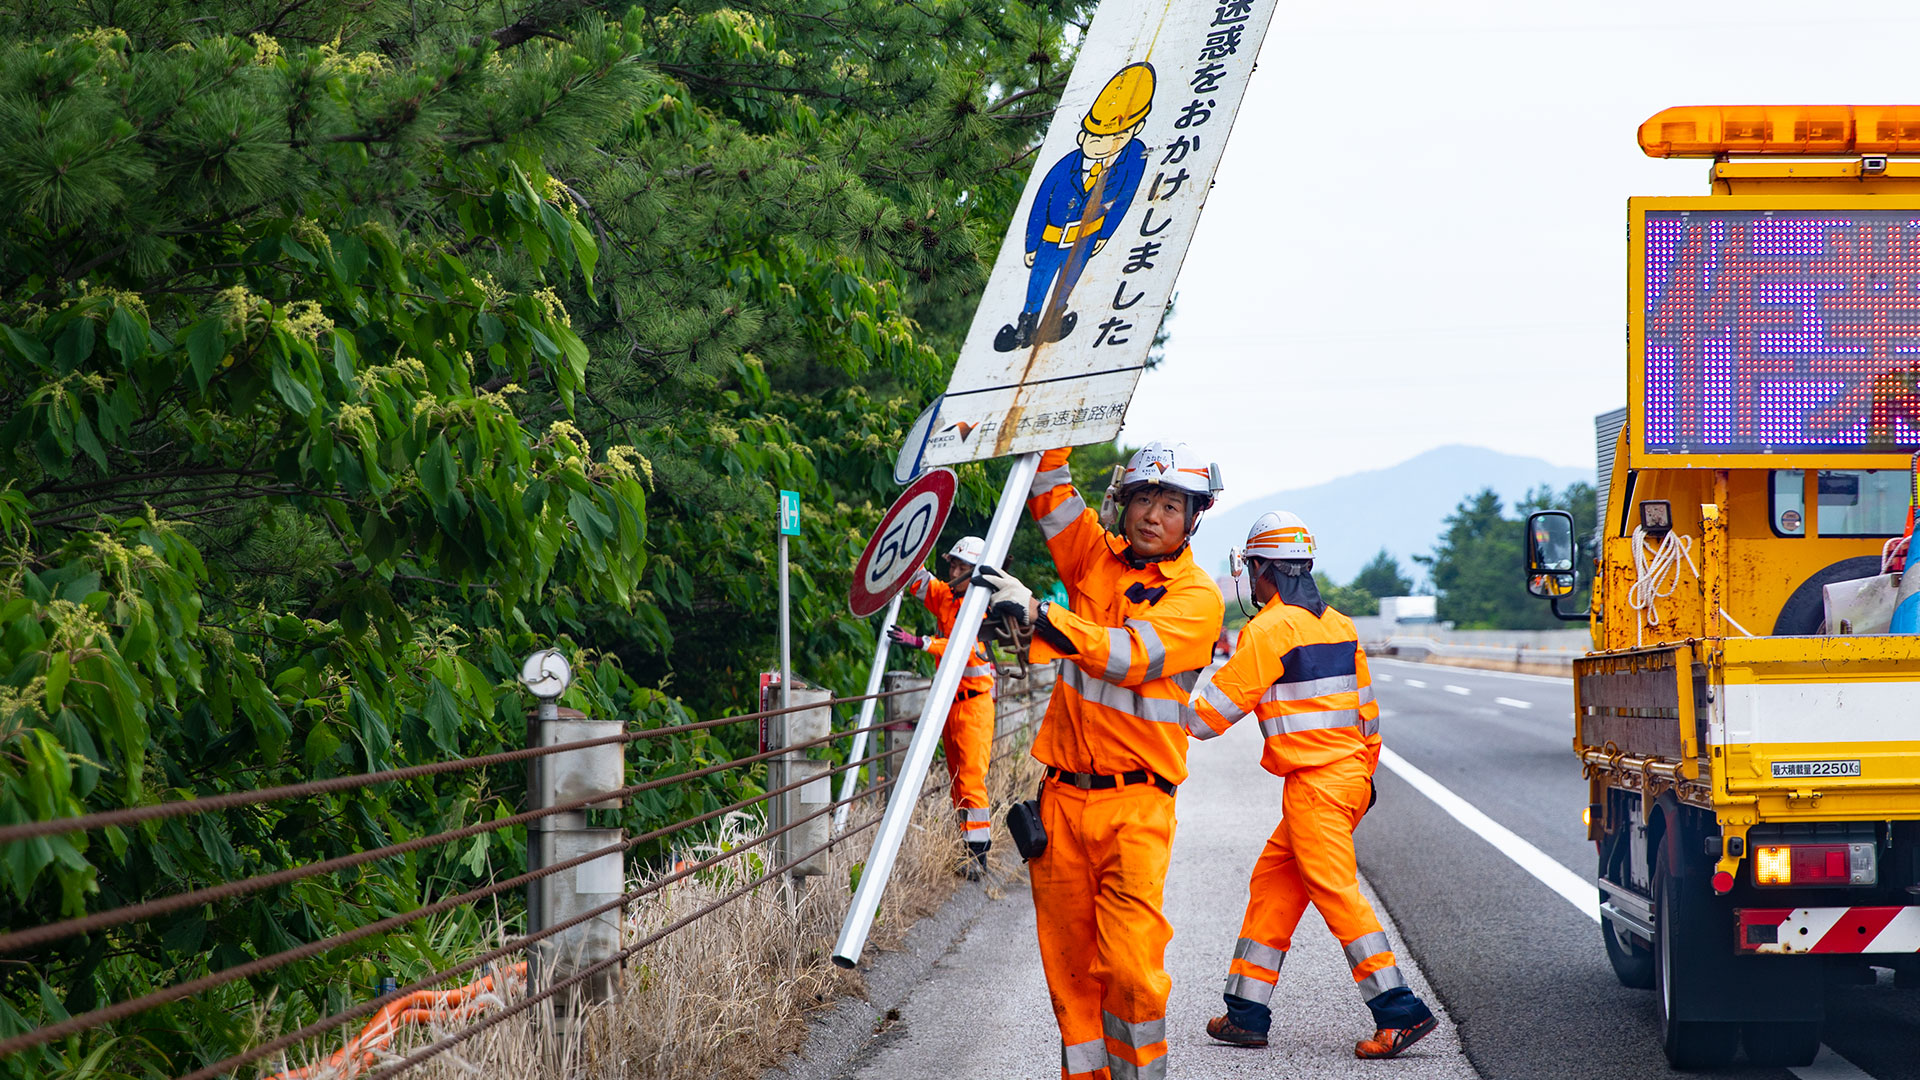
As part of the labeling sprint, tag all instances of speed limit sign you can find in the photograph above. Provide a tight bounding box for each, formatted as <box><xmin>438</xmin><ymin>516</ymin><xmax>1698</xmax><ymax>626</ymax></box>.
<box><xmin>849</xmin><ymin>468</ymin><xmax>957</xmax><ymax>617</ymax></box>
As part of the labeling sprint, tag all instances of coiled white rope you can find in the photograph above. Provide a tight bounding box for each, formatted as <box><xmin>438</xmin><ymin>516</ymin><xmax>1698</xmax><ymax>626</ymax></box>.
<box><xmin>1628</xmin><ymin>526</ymin><xmax>1699</xmax><ymax>647</ymax></box>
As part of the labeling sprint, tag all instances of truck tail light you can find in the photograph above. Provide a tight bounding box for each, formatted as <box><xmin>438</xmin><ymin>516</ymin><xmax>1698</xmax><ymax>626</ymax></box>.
<box><xmin>1752</xmin><ymin>843</ymin><xmax>1877</xmax><ymax>886</ymax></box>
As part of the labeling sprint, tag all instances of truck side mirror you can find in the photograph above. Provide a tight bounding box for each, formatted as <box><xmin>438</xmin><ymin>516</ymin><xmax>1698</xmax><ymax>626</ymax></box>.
<box><xmin>1525</xmin><ymin>510</ymin><xmax>1577</xmax><ymax>599</ymax></box>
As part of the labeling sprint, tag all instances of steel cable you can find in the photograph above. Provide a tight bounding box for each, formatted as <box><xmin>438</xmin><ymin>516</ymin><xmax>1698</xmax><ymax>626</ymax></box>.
<box><xmin>0</xmin><ymin>689</ymin><xmax>912</xmax><ymax>843</ymax></box>
<box><xmin>0</xmin><ymin>723</ymin><xmax>902</xmax><ymax>955</ymax></box>
<box><xmin>0</xmin><ymin>731</ymin><xmax>909</xmax><ymax>1059</ymax></box>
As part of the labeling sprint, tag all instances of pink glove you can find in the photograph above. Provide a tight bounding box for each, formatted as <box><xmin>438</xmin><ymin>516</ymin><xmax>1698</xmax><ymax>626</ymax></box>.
<box><xmin>886</xmin><ymin>626</ymin><xmax>925</xmax><ymax>650</ymax></box>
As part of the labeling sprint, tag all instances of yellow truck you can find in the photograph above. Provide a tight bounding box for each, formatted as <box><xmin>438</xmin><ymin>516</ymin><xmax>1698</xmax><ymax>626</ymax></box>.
<box><xmin>1523</xmin><ymin>106</ymin><xmax>1920</xmax><ymax>1070</ymax></box>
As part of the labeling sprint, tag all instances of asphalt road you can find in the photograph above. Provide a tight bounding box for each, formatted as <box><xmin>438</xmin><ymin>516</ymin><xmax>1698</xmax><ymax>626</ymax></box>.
<box><xmin>1360</xmin><ymin>657</ymin><xmax>1920</xmax><ymax>1080</ymax></box>
<box><xmin>843</xmin><ymin>680</ymin><xmax>1476</xmax><ymax>1079</ymax></box>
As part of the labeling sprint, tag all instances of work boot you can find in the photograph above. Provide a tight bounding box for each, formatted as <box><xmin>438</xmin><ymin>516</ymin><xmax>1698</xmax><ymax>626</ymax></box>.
<box><xmin>1051</xmin><ymin>310</ymin><xmax>1077</xmax><ymax>342</ymax></box>
<box><xmin>993</xmin><ymin>321</ymin><xmax>1020</xmax><ymax>352</ymax></box>
<box><xmin>1015</xmin><ymin>311</ymin><xmax>1039</xmax><ymax>348</ymax></box>
<box><xmin>1204</xmin><ymin>1015</ymin><xmax>1268</xmax><ymax>1048</ymax></box>
<box><xmin>1354</xmin><ymin>1016</ymin><xmax>1437</xmax><ymax>1059</ymax></box>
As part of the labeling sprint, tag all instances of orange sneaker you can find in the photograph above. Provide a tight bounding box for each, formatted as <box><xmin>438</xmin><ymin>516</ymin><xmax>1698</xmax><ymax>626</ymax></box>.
<box><xmin>1355</xmin><ymin>1016</ymin><xmax>1437</xmax><ymax>1059</ymax></box>
<box><xmin>1204</xmin><ymin>1015</ymin><xmax>1268</xmax><ymax>1048</ymax></box>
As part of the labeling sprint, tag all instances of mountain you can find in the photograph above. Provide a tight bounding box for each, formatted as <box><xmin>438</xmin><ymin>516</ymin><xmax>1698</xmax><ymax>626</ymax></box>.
<box><xmin>1196</xmin><ymin>445</ymin><xmax>1592</xmax><ymax>584</ymax></box>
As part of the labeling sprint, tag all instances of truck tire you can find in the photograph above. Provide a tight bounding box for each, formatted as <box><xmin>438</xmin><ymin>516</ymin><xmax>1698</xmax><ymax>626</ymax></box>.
<box><xmin>1598</xmin><ymin>822</ymin><xmax>1654</xmax><ymax>989</ymax></box>
<box><xmin>1771</xmin><ymin>556</ymin><xmax>1883</xmax><ymax>635</ymax></box>
<box><xmin>1653</xmin><ymin>825</ymin><xmax>1740</xmax><ymax>1069</ymax></box>
<box><xmin>1601</xmin><ymin>898</ymin><xmax>1655</xmax><ymax>989</ymax></box>
<box><xmin>1742</xmin><ymin>1021</ymin><xmax>1820</xmax><ymax>1067</ymax></box>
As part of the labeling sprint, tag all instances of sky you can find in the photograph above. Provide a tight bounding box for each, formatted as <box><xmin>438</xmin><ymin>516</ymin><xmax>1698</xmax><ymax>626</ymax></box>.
<box><xmin>1118</xmin><ymin>0</ymin><xmax>1920</xmax><ymax>511</ymax></box>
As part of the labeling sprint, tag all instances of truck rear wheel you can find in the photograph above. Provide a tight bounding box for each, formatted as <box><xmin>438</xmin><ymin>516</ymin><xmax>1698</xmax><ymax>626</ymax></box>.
<box><xmin>1601</xmin><ymin>903</ymin><xmax>1654</xmax><ymax>989</ymax></box>
<box><xmin>1654</xmin><ymin>831</ymin><xmax>1740</xmax><ymax>1069</ymax></box>
<box><xmin>1742</xmin><ymin>1021</ymin><xmax>1820</xmax><ymax>1067</ymax></box>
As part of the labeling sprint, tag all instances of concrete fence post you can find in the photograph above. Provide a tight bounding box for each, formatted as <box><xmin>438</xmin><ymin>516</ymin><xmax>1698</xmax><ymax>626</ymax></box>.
<box><xmin>877</xmin><ymin>671</ymin><xmax>931</xmax><ymax>788</ymax></box>
<box><xmin>768</xmin><ymin>680</ymin><xmax>834</xmax><ymax>882</ymax></box>
<box><xmin>528</xmin><ymin>703</ymin><xmax>624</xmax><ymax>1014</ymax></box>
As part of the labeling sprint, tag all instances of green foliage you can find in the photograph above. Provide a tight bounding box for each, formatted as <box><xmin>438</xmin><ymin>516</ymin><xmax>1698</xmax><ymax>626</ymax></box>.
<box><xmin>0</xmin><ymin>0</ymin><xmax>1085</xmax><ymax>1072</ymax></box>
<box><xmin>1415</xmin><ymin>484</ymin><xmax>1595</xmax><ymax>629</ymax></box>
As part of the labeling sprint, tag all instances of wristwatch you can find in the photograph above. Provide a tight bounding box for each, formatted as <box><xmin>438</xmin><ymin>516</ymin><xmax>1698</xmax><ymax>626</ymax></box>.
<box><xmin>1035</xmin><ymin>598</ymin><xmax>1053</xmax><ymax>624</ymax></box>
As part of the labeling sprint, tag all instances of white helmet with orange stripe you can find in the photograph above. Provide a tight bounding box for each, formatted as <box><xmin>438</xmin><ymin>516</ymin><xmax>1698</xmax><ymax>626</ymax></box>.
<box><xmin>1242</xmin><ymin>511</ymin><xmax>1315</xmax><ymax>561</ymax></box>
<box><xmin>1111</xmin><ymin>441</ymin><xmax>1223</xmax><ymax>537</ymax></box>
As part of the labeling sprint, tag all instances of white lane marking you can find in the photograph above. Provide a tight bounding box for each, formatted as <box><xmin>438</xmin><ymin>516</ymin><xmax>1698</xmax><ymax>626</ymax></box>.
<box><xmin>1404</xmin><ymin>679</ymin><xmax>1427</xmax><ymax>688</ymax></box>
<box><xmin>1791</xmin><ymin>1045</ymin><xmax>1878</xmax><ymax>1080</ymax></box>
<box><xmin>1377</xmin><ymin>747</ymin><xmax>1599</xmax><ymax>922</ymax></box>
<box><xmin>1444</xmin><ymin>685</ymin><xmax>1471</xmax><ymax>696</ymax></box>
<box><xmin>1495</xmin><ymin>697</ymin><xmax>1533</xmax><ymax>710</ymax></box>
<box><xmin>1377</xmin><ymin>673</ymin><xmax>1394</xmax><ymax>681</ymax></box>
<box><xmin>1370</xmin><ymin>657</ymin><xmax>1572</xmax><ymax>686</ymax></box>
<box><xmin>1381</xmin><ymin>750</ymin><xmax>1878</xmax><ymax>1080</ymax></box>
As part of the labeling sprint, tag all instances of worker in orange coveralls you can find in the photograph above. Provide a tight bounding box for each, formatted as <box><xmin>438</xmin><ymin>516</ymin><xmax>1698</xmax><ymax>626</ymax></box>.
<box><xmin>1185</xmin><ymin>511</ymin><xmax>1438</xmax><ymax>1059</ymax></box>
<box><xmin>971</xmin><ymin>441</ymin><xmax>1225</xmax><ymax>1080</ymax></box>
<box><xmin>890</xmin><ymin>535</ymin><xmax>998</xmax><ymax>876</ymax></box>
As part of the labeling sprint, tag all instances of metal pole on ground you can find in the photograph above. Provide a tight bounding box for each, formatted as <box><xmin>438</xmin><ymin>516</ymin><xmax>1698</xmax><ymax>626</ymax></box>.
<box><xmin>836</xmin><ymin>591</ymin><xmax>902</xmax><ymax>832</ymax></box>
<box><xmin>832</xmin><ymin>452</ymin><xmax>1040</xmax><ymax>968</ymax></box>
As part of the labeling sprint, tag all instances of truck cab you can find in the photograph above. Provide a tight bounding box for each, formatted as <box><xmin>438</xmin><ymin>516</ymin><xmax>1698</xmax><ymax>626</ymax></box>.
<box><xmin>1524</xmin><ymin>106</ymin><xmax>1920</xmax><ymax>1070</ymax></box>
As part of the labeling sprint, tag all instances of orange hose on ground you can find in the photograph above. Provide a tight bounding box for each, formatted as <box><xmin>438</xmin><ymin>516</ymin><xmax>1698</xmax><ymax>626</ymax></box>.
<box><xmin>262</xmin><ymin>962</ymin><xmax>526</xmax><ymax>1080</ymax></box>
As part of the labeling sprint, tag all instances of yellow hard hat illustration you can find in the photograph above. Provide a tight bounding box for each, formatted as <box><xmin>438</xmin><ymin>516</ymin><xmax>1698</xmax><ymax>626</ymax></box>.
<box><xmin>1082</xmin><ymin>62</ymin><xmax>1156</xmax><ymax>136</ymax></box>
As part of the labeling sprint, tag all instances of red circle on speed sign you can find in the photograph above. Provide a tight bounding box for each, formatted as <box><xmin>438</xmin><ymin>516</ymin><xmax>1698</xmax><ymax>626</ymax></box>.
<box><xmin>849</xmin><ymin>468</ymin><xmax>958</xmax><ymax>616</ymax></box>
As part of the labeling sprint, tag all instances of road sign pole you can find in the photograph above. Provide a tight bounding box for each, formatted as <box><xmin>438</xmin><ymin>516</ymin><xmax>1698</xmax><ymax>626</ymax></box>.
<box><xmin>836</xmin><ymin>590</ymin><xmax>903</xmax><ymax>832</ymax></box>
<box><xmin>833</xmin><ymin>451</ymin><xmax>1040</xmax><ymax>968</ymax></box>
<box><xmin>778</xmin><ymin>490</ymin><xmax>800</xmax><ymax>714</ymax></box>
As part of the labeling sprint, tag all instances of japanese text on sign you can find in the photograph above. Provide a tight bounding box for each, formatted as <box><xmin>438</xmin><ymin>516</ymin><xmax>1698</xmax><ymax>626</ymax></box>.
<box><xmin>1640</xmin><ymin>208</ymin><xmax>1920</xmax><ymax>455</ymax></box>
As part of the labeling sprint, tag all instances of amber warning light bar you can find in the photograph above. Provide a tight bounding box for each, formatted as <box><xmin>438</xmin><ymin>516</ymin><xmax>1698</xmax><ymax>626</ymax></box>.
<box><xmin>1639</xmin><ymin>105</ymin><xmax>1920</xmax><ymax>158</ymax></box>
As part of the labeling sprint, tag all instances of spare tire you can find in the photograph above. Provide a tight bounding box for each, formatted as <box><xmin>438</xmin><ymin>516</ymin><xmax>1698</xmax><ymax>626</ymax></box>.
<box><xmin>1771</xmin><ymin>555</ymin><xmax>1886</xmax><ymax>636</ymax></box>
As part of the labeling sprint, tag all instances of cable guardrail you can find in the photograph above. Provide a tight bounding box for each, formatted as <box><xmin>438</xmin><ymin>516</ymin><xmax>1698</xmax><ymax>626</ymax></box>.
<box><xmin>0</xmin><ymin>671</ymin><xmax>1053</xmax><ymax>1078</ymax></box>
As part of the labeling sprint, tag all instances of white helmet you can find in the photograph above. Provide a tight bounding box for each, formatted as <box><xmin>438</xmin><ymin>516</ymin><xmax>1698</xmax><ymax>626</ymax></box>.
<box><xmin>1240</xmin><ymin>511</ymin><xmax>1315</xmax><ymax>563</ymax></box>
<box><xmin>1110</xmin><ymin>441</ymin><xmax>1224</xmax><ymax>535</ymax></box>
<box><xmin>946</xmin><ymin>535</ymin><xmax>985</xmax><ymax>565</ymax></box>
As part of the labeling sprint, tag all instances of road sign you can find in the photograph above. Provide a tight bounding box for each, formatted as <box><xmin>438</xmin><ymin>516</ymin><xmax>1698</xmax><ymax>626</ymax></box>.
<box><xmin>893</xmin><ymin>397</ymin><xmax>943</xmax><ymax>485</ymax></box>
<box><xmin>849</xmin><ymin>468</ymin><xmax>957</xmax><ymax>616</ymax></box>
<box><xmin>778</xmin><ymin>490</ymin><xmax>801</xmax><ymax>536</ymax></box>
<box><xmin>919</xmin><ymin>0</ymin><xmax>1281</xmax><ymax>467</ymax></box>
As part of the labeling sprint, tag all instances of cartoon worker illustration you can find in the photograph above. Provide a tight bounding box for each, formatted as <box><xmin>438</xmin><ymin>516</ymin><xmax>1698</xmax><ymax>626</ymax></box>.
<box><xmin>993</xmin><ymin>62</ymin><xmax>1155</xmax><ymax>353</ymax></box>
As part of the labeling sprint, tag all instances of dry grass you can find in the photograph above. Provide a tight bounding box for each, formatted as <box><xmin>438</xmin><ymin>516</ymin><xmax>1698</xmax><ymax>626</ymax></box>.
<box><xmin>275</xmin><ymin>714</ymin><xmax>1047</xmax><ymax>1080</ymax></box>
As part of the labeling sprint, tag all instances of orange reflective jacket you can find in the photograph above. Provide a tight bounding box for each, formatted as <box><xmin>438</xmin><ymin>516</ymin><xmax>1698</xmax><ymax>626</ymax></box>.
<box><xmin>907</xmin><ymin>569</ymin><xmax>996</xmax><ymax>696</ymax></box>
<box><xmin>1027</xmin><ymin>447</ymin><xmax>1225</xmax><ymax>785</ymax></box>
<box><xmin>1185</xmin><ymin>595</ymin><xmax>1380</xmax><ymax>777</ymax></box>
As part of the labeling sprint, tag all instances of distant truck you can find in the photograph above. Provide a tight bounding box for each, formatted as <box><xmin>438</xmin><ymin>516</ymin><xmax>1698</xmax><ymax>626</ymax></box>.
<box><xmin>1522</xmin><ymin>106</ymin><xmax>1920</xmax><ymax>1070</ymax></box>
<box><xmin>1377</xmin><ymin>595</ymin><xmax>1436</xmax><ymax>624</ymax></box>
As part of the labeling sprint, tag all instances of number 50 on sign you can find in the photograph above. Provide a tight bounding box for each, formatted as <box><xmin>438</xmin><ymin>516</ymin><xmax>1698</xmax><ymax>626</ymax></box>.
<box><xmin>848</xmin><ymin>468</ymin><xmax>958</xmax><ymax>617</ymax></box>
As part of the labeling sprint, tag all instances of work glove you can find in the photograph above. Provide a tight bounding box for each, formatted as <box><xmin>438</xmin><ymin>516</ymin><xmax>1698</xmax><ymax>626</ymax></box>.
<box><xmin>972</xmin><ymin>564</ymin><xmax>1034</xmax><ymax>626</ymax></box>
<box><xmin>885</xmin><ymin>625</ymin><xmax>925</xmax><ymax>651</ymax></box>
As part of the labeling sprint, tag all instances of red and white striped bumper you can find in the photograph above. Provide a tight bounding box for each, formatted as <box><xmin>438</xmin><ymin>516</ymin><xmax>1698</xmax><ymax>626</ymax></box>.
<box><xmin>1737</xmin><ymin>906</ymin><xmax>1920</xmax><ymax>954</ymax></box>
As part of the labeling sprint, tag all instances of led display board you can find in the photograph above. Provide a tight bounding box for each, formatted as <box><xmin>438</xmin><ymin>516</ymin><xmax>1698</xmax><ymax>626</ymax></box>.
<box><xmin>1632</xmin><ymin>200</ymin><xmax>1920</xmax><ymax>463</ymax></box>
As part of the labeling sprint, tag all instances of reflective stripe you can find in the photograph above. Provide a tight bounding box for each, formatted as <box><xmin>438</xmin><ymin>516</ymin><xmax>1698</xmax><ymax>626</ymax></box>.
<box><xmin>1171</xmin><ymin>669</ymin><xmax>1199</xmax><ymax>692</ymax></box>
<box><xmin>1192</xmin><ymin>675</ymin><xmax>1245</xmax><ymax>727</ymax></box>
<box><xmin>963</xmin><ymin>665</ymin><xmax>995</xmax><ymax>679</ymax></box>
<box><xmin>1223</xmin><ymin>971</ymin><xmax>1276</xmax><ymax>1004</ymax></box>
<box><xmin>1358</xmin><ymin>684</ymin><xmax>1376</xmax><ymax>705</ymax></box>
<box><xmin>1360</xmin><ymin>715</ymin><xmax>1379</xmax><ymax>737</ymax></box>
<box><xmin>1038</xmin><ymin>494</ymin><xmax>1088</xmax><ymax>538</ymax></box>
<box><xmin>1031</xmin><ymin>466</ymin><xmax>1075</xmax><ymax>499</ymax></box>
<box><xmin>1269</xmin><ymin>673</ymin><xmax>1358</xmax><ymax>700</ymax></box>
<box><xmin>1127</xmin><ymin>619</ymin><xmax>1166</xmax><ymax>681</ymax></box>
<box><xmin>1233</xmin><ymin>936</ymin><xmax>1286</xmax><ymax>972</ymax></box>
<box><xmin>1356</xmin><ymin>964</ymin><xmax>1408</xmax><ymax>1000</ymax></box>
<box><xmin>960</xmin><ymin>807</ymin><xmax>991</xmax><ymax>822</ymax></box>
<box><xmin>1103</xmin><ymin>1011</ymin><xmax>1167</xmax><ymax>1049</ymax></box>
<box><xmin>1062</xmin><ymin>1037</ymin><xmax>1107</xmax><ymax>1074</ymax></box>
<box><xmin>1258</xmin><ymin>708</ymin><xmax>1363</xmax><ymax>738</ymax></box>
<box><xmin>1109</xmin><ymin>1055</ymin><xmax>1166</xmax><ymax>1080</ymax></box>
<box><xmin>1062</xmin><ymin>666</ymin><xmax>1186</xmax><ymax>725</ymax></box>
<box><xmin>1344</xmin><ymin>932</ymin><xmax>1392</xmax><ymax>967</ymax></box>
<box><xmin>1104</xmin><ymin>628</ymin><xmax>1133</xmax><ymax>681</ymax></box>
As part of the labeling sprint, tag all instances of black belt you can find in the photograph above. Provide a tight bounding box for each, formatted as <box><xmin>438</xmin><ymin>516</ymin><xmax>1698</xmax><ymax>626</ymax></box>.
<box><xmin>956</xmin><ymin>688</ymin><xmax>985</xmax><ymax>702</ymax></box>
<box><xmin>1045</xmin><ymin>766</ymin><xmax>1176</xmax><ymax>797</ymax></box>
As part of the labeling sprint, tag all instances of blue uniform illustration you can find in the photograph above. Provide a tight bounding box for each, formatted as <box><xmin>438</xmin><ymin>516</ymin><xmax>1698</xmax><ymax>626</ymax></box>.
<box><xmin>995</xmin><ymin>63</ymin><xmax>1157</xmax><ymax>353</ymax></box>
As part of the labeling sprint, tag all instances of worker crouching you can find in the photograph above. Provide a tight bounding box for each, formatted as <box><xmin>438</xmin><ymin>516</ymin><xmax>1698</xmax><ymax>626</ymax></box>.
<box><xmin>1186</xmin><ymin>512</ymin><xmax>1438</xmax><ymax>1059</ymax></box>
<box><xmin>973</xmin><ymin>442</ymin><xmax>1225</xmax><ymax>1080</ymax></box>
<box><xmin>891</xmin><ymin>536</ymin><xmax>998</xmax><ymax>877</ymax></box>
